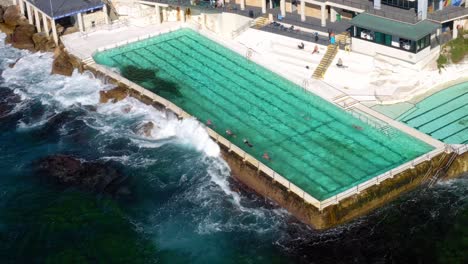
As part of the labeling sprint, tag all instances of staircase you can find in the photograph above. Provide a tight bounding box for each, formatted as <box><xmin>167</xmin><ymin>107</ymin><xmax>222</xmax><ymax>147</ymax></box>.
<box><xmin>82</xmin><ymin>57</ymin><xmax>96</xmax><ymax>66</ymax></box>
<box><xmin>103</xmin><ymin>0</ymin><xmax>120</xmax><ymax>21</ymax></box>
<box><xmin>427</xmin><ymin>151</ymin><xmax>458</xmax><ymax>187</ymax></box>
<box><xmin>336</xmin><ymin>31</ymin><xmax>351</xmax><ymax>48</ymax></box>
<box><xmin>312</xmin><ymin>44</ymin><xmax>338</xmax><ymax>79</ymax></box>
<box><xmin>332</xmin><ymin>94</ymin><xmax>358</xmax><ymax>110</ymax></box>
<box><xmin>253</xmin><ymin>16</ymin><xmax>269</xmax><ymax>29</ymax></box>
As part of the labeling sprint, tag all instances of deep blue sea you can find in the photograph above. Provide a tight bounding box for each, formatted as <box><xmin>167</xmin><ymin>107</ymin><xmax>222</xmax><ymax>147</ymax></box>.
<box><xmin>0</xmin><ymin>33</ymin><xmax>467</xmax><ymax>264</ymax></box>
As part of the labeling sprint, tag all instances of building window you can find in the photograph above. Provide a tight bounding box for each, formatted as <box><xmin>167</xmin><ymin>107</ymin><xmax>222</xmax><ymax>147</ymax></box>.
<box><xmin>381</xmin><ymin>0</ymin><xmax>416</xmax><ymax>10</ymax></box>
<box><xmin>353</xmin><ymin>26</ymin><xmax>429</xmax><ymax>53</ymax></box>
<box><xmin>416</xmin><ymin>34</ymin><xmax>430</xmax><ymax>51</ymax></box>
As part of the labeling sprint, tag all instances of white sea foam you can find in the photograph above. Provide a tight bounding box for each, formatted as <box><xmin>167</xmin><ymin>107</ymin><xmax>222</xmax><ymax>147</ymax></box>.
<box><xmin>1</xmin><ymin>49</ymin><xmax>220</xmax><ymax>157</ymax></box>
<box><xmin>0</xmin><ymin>40</ymin><xmax>286</xmax><ymax>236</ymax></box>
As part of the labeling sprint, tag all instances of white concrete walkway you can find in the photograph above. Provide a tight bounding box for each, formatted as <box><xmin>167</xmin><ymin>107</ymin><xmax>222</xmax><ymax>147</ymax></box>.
<box><xmin>236</xmin><ymin>29</ymin><xmax>327</xmax><ymax>81</ymax></box>
<box><xmin>63</xmin><ymin>21</ymin><xmax>446</xmax><ymax>149</ymax></box>
<box><xmin>62</xmin><ymin>21</ymin><xmax>182</xmax><ymax>59</ymax></box>
<box><xmin>324</xmin><ymin>49</ymin><xmax>468</xmax><ymax>103</ymax></box>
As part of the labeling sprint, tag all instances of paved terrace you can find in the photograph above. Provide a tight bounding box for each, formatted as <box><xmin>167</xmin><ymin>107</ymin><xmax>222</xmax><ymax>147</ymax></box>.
<box><xmin>62</xmin><ymin>20</ymin><xmax>448</xmax><ymax>208</ymax></box>
<box><xmin>143</xmin><ymin>0</ymin><xmax>468</xmax><ymax>25</ymax></box>
<box><xmin>61</xmin><ymin>21</ymin><xmax>181</xmax><ymax>59</ymax></box>
<box><xmin>62</xmin><ymin>19</ymin><xmax>445</xmax><ymax>151</ymax></box>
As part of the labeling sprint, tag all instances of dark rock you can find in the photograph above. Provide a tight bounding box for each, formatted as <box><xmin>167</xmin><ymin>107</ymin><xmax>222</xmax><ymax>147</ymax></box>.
<box><xmin>51</xmin><ymin>47</ymin><xmax>74</xmax><ymax>76</ymax></box>
<box><xmin>32</xmin><ymin>32</ymin><xmax>55</xmax><ymax>52</ymax></box>
<box><xmin>0</xmin><ymin>87</ymin><xmax>21</xmax><ymax>118</ymax></box>
<box><xmin>56</xmin><ymin>23</ymin><xmax>65</xmax><ymax>36</ymax></box>
<box><xmin>135</xmin><ymin>121</ymin><xmax>155</xmax><ymax>137</ymax></box>
<box><xmin>10</xmin><ymin>24</ymin><xmax>36</xmax><ymax>50</ymax></box>
<box><xmin>0</xmin><ymin>5</ymin><xmax>4</xmax><ymax>23</ymax></box>
<box><xmin>37</xmin><ymin>154</ymin><xmax>130</xmax><ymax>196</ymax></box>
<box><xmin>3</xmin><ymin>5</ymin><xmax>22</xmax><ymax>26</ymax></box>
<box><xmin>99</xmin><ymin>86</ymin><xmax>128</xmax><ymax>103</ymax></box>
<box><xmin>8</xmin><ymin>57</ymin><xmax>20</xmax><ymax>68</ymax></box>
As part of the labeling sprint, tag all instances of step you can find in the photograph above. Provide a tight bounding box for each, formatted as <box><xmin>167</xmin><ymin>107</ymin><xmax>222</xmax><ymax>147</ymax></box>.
<box><xmin>271</xmin><ymin>47</ymin><xmax>322</xmax><ymax>65</ymax></box>
<box><xmin>83</xmin><ymin>57</ymin><xmax>95</xmax><ymax>65</ymax></box>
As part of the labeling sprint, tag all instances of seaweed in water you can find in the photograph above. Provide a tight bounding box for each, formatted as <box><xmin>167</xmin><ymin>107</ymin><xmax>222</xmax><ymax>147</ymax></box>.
<box><xmin>120</xmin><ymin>65</ymin><xmax>181</xmax><ymax>97</ymax></box>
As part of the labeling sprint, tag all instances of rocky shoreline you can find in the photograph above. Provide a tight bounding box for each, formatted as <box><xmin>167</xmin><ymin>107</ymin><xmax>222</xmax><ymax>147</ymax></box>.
<box><xmin>0</xmin><ymin>4</ymin><xmax>137</xmax><ymax>194</ymax></box>
<box><xmin>0</xmin><ymin>4</ymin><xmax>83</xmax><ymax>76</ymax></box>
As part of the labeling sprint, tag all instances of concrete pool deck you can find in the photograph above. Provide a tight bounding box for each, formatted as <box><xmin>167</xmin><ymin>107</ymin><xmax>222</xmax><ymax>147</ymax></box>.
<box><xmin>61</xmin><ymin>19</ymin><xmax>467</xmax><ymax>228</ymax></box>
<box><xmin>63</xmin><ymin>21</ymin><xmax>444</xmax><ymax>149</ymax></box>
<box><xmin>236</xmin><ymin>28</ymin><xmax>468</xmax><ymax>104</ymax></box>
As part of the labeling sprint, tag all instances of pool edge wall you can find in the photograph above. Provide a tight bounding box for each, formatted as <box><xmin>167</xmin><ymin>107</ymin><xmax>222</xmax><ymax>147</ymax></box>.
<box><xmin>81</xmin><ymin>57</ymin><xmax>468</xmax><ymax>230</ymax></box>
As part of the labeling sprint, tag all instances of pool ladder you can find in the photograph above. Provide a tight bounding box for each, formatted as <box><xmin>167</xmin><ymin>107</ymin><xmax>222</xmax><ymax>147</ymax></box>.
<box><xmin>332</xmin><ymin>94</ymin><xmax>358</xmax><ymax>110</ymax></box>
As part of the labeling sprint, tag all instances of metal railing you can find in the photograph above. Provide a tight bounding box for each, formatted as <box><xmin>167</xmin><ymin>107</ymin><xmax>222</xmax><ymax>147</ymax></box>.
<box><xmin>80</xmin><ymin>18</ymin><xmax>130</xmax><ymax>38</ymax></box>
<box><xmin>231</xmin><ymin>19</ymin><xmax>255</xmax><ymax>39</ymax></box>
<box><xmin>83</xmin><ymin>23</ymin><xmax>456</xmax><ymax>211</ymax></box>
<box><xmin>87</xmin><ymin>56</ymin><xmax>449</xmax><ymax>211</ymax></box>
<box><xmin>85</xmin><ymin>59</ymin><xmax>323</xmax><ymax>209</ymax></box>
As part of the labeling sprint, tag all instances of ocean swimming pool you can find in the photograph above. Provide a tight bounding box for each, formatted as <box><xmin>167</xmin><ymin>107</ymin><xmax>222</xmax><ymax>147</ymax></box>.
<box><xmin>93</xmin><ymin>28</ymin><xmax>433</xmax><ymax>200</ymax></box>
<box><xmin>397</xmin><ymin>82</ymin><xmax>468</xmax><ymax>144</ymax></box>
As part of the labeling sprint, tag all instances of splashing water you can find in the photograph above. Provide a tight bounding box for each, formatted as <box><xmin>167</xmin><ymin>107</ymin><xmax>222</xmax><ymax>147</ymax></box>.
<box><xmin>0</xmin><ymin>32</ymin><xmax>467</xmax><ymax>264</ymax></box>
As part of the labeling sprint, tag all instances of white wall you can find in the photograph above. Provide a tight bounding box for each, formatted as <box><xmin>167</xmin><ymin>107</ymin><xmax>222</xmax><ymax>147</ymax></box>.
<box><xmin>0</xmin><ymin>0</ymin><xmax>13</xmax><ymax>6</ymax></box>
<box><xmin>220</xmin><ymin>13</ymin><xmax>252</xmax><ymax>38</ymax></box>
<box><xmin>352</xmin><ymin>37</ymin><xmax>433</xmax><ymax>65</ymax></box>
<box><xmin>83</xmin><ymin>10</ymin><xmax>108</xmax><ymax>29</ymax></box>
<box><xmin>201</xmin><ymin>12</ymin><xmax>252</xmax><ymax>38</ymax></box>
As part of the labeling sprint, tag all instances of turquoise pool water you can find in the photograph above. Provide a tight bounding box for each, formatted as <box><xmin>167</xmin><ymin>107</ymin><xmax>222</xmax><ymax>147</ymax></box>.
<box><xmin>93</xmin><ymin>28</ymin><xmax>433</xmax><ymax>200</ymax></box>
<box><xmin>398</xmin><ymin>82</ymin><xmax>468</xmax><ymax>144</ymax></box>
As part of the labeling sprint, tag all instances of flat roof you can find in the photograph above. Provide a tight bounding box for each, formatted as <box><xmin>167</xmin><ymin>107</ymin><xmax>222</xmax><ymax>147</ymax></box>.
<box><xmin>27</xmin><ymin>0</ymin><xmax>104</xmax><ymax>19</ymax></box>
<box><xmin>350</xmin><ymin>13</ymin><xmax>440</xmax><ymax>41</ymax></box>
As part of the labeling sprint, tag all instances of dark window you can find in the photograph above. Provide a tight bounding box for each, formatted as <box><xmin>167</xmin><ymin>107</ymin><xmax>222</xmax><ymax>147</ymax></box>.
<box><xmin>381</xmin><ymin>0</ymin><xmax>416</xmax><ymax>10</ymax></box>
<box><xmin>416</xmin><ymin>34</ymin><xmax>431</xmax><ymax>51</ymax></box>
<box><xmin>353</xmin><ymin>26</ymin><xmax>426</xmax><ymax>53</ymax></box>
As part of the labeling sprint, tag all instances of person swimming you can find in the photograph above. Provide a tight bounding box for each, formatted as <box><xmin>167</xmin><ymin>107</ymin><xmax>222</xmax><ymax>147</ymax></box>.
<box><xmin>243</xmin><ymin>138</ymin><xmax>253</xmax><ymax>147</ymax></box>
<box><xmin>226</xmin><ymin>129</ymin><xmax>236</xmax><ymax>137</ymax></box>
<box><xmin>352</xmin><ymin>124</ymin><xmax>363</xmax><ymax>131</ymax></box>
<box><xmin>262</xmin><ymin>152</ymin><xmax>271</xmax><ymax>161</ymax></box>
<box><xmin>206</xmin><ymin>119</ymin><xmax>212</xmax><ymax>126</ymax></box>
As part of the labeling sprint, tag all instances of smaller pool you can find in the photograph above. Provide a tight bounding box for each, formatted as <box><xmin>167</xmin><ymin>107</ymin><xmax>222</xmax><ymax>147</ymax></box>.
<box><xmin>397</xmin><ymin>82</ymin><xmax>468</xmax><ymax>144</ymax></box>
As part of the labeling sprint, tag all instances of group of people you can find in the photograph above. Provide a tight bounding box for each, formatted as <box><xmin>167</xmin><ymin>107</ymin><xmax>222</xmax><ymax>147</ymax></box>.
<box><xmin>297</xmin><ymin>42</ymin><xmax>320</xmax><ymax>55</ymax></box>
<box><xmin>206</xmin><ymin>119</ymin><xmax>271</xmax><ymax>161</ymax></box>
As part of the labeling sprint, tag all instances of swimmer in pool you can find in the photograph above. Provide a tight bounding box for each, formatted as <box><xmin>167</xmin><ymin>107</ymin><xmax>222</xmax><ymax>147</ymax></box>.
<box><xmin>226</xmin><ymin>129</ymin><xmax>236</xmax><ymax>138</ymax></box>
<box><xmin>243</xmin><ymin>138</ymin><xmax>253</xmax><ymax>147</ymax></box>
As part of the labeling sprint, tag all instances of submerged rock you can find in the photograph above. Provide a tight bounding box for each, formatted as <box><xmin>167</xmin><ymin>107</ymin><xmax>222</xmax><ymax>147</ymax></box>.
<box><xmin>37</xmin><ymin>154</ymin><xmax>130</xmax><ymax>196</ymax></box>
<box><xmin>99</xmin><ymin>86</ymin><xmax>128</xmax><ymax>103</ymax></box>
<box><xmin>8</xmin><ymin>57</ymin><xmax>20</xmax><ymax>68</ymax></box>
<box><xmin>135</xmin><ymin>121</ymin><xmax>155</xmax><ymax>137</ymax></box>
<box><xmin>51</xmin><ymin>47</ymin><xmax>74</xmax><ymax>76</ymax></box>
<box><xmin>0</xmin><ymin>87</ymin><xmax>21</xmax><ymax>117</ymax></box>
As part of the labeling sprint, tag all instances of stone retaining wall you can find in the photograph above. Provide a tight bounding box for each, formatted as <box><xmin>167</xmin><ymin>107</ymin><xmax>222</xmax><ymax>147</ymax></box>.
<box><xmin>77</xmin><ymin>52</ymin><xmax>468</xmax><ymax>230</ymax></box>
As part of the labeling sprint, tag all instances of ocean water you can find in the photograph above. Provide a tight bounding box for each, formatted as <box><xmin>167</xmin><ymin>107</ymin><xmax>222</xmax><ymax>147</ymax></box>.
<box><xmin>93</xmin><ymin>28</ymin><xmax>433</xmax><ymax>200</ymax></box>
<box><xmin>0</xmin><ymin>33</ymin><xmax>467</xmax><ymax>263</ymax></box>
